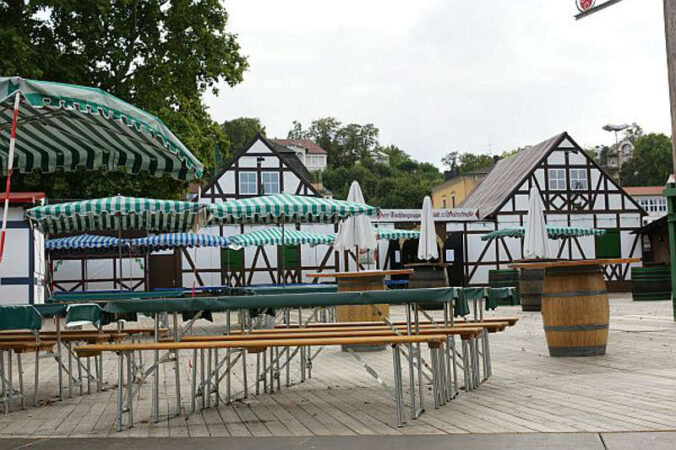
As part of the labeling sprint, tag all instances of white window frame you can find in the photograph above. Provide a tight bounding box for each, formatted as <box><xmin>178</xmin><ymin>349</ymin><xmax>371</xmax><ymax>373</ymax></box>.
<box><xmin>548</xmin><ymin>169</ymin><xmax>566</xmax><ymax>191</ymax></box>
<box><xmin>570</xmin><ymin>169</ymin><xmax>588</xmax><ymax>191</ymax></box>
<box><xmin>239</xmin><ymin>171</ymin><xmax>257</xmax><ymax>195</ymax></box>
<box><xmin>261</xmin><ymin>172</ymin><xmax>280</xmax><ymax>194</ymax></box>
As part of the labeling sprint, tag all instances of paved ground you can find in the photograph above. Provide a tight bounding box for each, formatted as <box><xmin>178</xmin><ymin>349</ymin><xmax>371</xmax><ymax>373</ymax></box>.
<box><xmin>1</xmin><ymin>294</ymin><xmax>676</xmax><ymax>439</ymax></box>
<box><xmin>2</xmin><ymin>432</ymin><xmax>676</xmax><ymax>449</ymax></box>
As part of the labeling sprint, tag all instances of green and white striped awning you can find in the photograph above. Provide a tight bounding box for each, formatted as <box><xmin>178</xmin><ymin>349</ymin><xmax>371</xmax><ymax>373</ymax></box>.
<box><xmin>228</xmin><ymin>227</ymin><xmax>335</xmax><ymax>248</ymax></box>
<box><xmin>209</xmin><ymin>194</ymin><xmax>380</xmax><ymax>225</ymax></box>
<box><xmin>481</xmin><ymin>226</ymin><xmax>607</xmax><ymax>241</ymax></box>
<box><xmin>0</xmin><ymin>77</ymin><xmax>203</xmax><ymax>181</ymax></box>
<box><xmin>25</xmin><ymin>196</ymin><xmax>205</xmax><ymax>234</ymax></box>
<box><xmin>376</xmin><ymin>229</ymin><xmax>420</xmax><ymax>240</ymax></box>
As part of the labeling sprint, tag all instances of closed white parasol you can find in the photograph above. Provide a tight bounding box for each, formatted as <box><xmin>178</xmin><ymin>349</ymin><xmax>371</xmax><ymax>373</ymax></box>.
<box><xmin>417</xmin><ymin>196</ymin><xmax>439</xmax><ymax>261</ymax></box>
<box><xmin>523</xmin><ymin>186</ymin><xmax>552</xmax><ymax>260</ymax></box>
<box><xmin>333</xmin><ymin>181</ymin><xmax>377</xmax><ymax>254</ymax></box>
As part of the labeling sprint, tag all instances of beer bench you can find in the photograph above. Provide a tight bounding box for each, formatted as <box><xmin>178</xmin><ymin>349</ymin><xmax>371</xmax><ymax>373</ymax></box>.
<box><xmin>179</xmin><ymin>326</ymin><xmax>483</xmax><ymax>397</ymax></box>
<box><xmin>74</xmin><ymin>334</ymin><xmax>448</xmax><ymax>430</ymax></box>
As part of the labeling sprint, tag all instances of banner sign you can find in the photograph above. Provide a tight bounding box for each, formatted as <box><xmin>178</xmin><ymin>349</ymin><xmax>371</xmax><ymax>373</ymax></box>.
<box><xmin>374</xmin><ymin>209</ymin><xmax>479</xmax><ymax>223</ymax></box>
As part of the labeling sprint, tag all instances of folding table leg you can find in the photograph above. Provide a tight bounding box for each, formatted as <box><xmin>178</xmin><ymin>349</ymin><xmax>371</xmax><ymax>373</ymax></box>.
<box><xmin>17</xmin><ymin>353</ymin><xmax>24</xmax><ymax>409</ymax></box>
<box><xmin>116</xmin><ymin>352</ymin><xmax>123</xmax><ymax>432</ymax></box>
<box><xmin>126</xmin><ymin>353</ymin><xmax>133</xmax><ymax>427</ymax></box>
<box><xmin>191</xmin><ymin>349</ymin><xmax>197</xmax><ymax>413</ymax></box>
<box><xmin>7</xmin><ymin>352</ymin><xmax>12</xmax><ymax>413</ymax></box>
<box><xmin>67</xmin><ymin>343</ymin><xmax>73</xmax><ymax>398</ymax></box>
<box><xmin>173</xmin><ymin>313</ymin><xmax>181</xmax><ymax>415</ymax></box>
<box><xmin>0</xmin><ymin>351</ymin><xmax>5</xmax><ymax>414</ymax></box>
<box><xmin>241</xmin><ymin>349</ymin><xmax>248</xmax><ymax>399</ymax></box>
<box><xmin>391</xmin><ymin>344</ymin><xmax>404</xmax><ymax>428</ymax></box>
<box><xmin>86</xmin><ymin>357</ymin><xmax>92</xmax><ymax>395</ymax></box>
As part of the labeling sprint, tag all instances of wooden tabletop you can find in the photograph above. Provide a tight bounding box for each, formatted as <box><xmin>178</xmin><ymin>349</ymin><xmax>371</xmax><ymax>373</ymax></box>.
<box><xmin>306</xmin><ymin>269</ymin><xmax>413</xmax><ymax>279</ymax></box>
<box><xmin>509</xmin><ymin>258</ymin><xmax>641</xmax><ymax>269</ymax></box>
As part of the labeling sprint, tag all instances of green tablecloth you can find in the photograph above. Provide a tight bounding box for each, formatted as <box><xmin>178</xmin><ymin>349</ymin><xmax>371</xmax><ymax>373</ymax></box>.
<box><xmin>0</xmin><ymin>305</ymin><xmax>42</xmax><ymax>330</ymax></box>
<box><xmin>103</xmin><ymin>288</ymin><xmax>458</xmax><ymax>315</ymax></box>
<box><xmin>239</xmin><ymin>284</ymin><xmax>338</xmax><ymax>295</ymax></box>
<box><xmin>49</xmin><ymin>289</ymin><xmax>184</xmax><ymax>303</ymax></box>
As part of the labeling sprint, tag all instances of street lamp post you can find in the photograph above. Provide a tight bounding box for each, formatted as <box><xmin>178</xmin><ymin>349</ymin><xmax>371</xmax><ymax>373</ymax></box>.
<box><xmin>603</xmin><ymin>123</ymin><xmax>629</xmax><ymax>182</ymax></box>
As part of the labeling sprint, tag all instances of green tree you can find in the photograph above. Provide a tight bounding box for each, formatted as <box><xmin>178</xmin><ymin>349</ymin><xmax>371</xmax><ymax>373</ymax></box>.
<box><xmin>621</xmin><ymin>133</ymin><xmax>672</xmax><ymax>186</ymax></box>
<box><xmin>1</xmin><ymin>0</ymin><xmax>247</xmax><ymax>199</ymax></box>
<box><xmin>222</xmin><ymin>117</ymin><xmax>266</xmax><ymax>156</ymax></box>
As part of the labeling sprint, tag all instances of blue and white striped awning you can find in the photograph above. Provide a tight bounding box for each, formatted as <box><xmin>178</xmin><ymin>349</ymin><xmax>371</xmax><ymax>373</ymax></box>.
<box><xmin>130</xmin><ymin>233</ymin><xmax>229</xmax><ymax>250</ymax></box>
<box><xmin>46</xmin><ymin>234</ymin><xmax>123</xmax><ymax>251</ymax></box>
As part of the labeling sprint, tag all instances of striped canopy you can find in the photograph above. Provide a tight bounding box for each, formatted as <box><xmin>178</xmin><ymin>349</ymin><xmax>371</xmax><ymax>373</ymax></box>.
<box><xmin>376</xmin><ymin>229</ymin><xmax>420</xmax><ymax>240</ymax></box>
<box><xmin>481</xmin><ymin>226</ymin><xmax>607</xmax><ymax>241</ymax></box>
<box><xmin>46</xmin><ymin>234</ymin><xmax>123</xmax><ymax>251</ymax></box>
<box><xmin>209</xmin><ymin>194</ymin><xmax>380</xmax><ymax>225</ymax></box>
<box><xmin>130</xmin><ymin>233</ymin><xmax>229</xmax><ymax>250</ymax></box>
<box><xmin>0</xmin><ymin>77</ymin><xmax>203</xmax><ymax>181</ymax></box>
<box><xmin>229</xmin><ymin>227</ymin><xmax>335</xmax><ymax>248</ymax></box>
<box><xmin>26</xmin><ymin>196</ymin><xmax>205</xmax><ymax>234</ymax></box>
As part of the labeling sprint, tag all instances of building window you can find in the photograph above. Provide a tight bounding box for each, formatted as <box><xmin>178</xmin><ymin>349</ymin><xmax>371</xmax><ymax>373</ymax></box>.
<box><xmin>451</xmin><ymin>195</ymin><xmax>456</xmax><ymax>208</ymax></box>
<box><xmin>570</xmin><ymin>169</ymin><xmax>588</xmax><ymax>190</ymax></box>
<box><xmin>441</xmin><ymin>198</ymin><xmax>447</xmax><ymax>209</ymax></box>
<box><xmin>308</xmin><ymin>155</ymin><xmax>324</xmax><ymax>166</ymax></box>
<box><xmin>262</xmin><ymin>172</ymin><xmax>280</xmax><ymax>194</ymax></box>
<box><xmin>239</xmin><ymin>171</ymin><xmax>257</xmax><ymax>195</ymax></box>
<box><xmin>548</xmin><ymin>169</ymin><xmax>566</xmax><ymax>190</ymax></box>
<box><xmin>639</xmin><ymin>197</ymin><xmax>667</xmax><ymax>214</ymax></box>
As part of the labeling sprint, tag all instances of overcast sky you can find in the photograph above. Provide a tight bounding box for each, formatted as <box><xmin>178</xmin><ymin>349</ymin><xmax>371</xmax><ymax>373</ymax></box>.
<box><xmin>206</xmin><ymin>0</ymin><xmax>669</xmax><ymax>167</ymax></box>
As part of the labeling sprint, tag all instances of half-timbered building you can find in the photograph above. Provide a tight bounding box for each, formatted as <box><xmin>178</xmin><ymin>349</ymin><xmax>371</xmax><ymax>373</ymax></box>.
<box><xmin>187</xmin><ymin>134</ymin><xmax>338</xmax><ymax>287</ymax></box>
<box><xmin>453</xmin><ymin>132</ymin><xmax>645</xmax><ymax>290</ymax></box>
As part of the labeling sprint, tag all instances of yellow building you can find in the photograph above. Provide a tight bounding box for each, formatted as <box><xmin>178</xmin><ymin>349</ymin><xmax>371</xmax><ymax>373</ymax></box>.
<box><xmin>431</xmin><ymin>166</ymin><xmax>492</xmax><ymax>209</ymax></box>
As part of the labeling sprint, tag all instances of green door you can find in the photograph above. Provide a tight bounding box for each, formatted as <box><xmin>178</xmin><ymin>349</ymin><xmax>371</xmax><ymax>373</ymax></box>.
<box><xmin>596</xmin><ymin>229</ymin><xmax>621</xmax><ymax>259</ymax></box>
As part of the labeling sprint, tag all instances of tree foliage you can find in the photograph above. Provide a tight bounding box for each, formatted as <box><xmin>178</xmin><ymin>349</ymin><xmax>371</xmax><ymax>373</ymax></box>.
<box><xmin>288</xmin><ymin>118</ymin><xmax>379</xmax><ymax>167</ymax></box>
<box><xmin>221</xmin><ymin>117</ymin><xmax>266</xmax><ymax>163</ymax></box>
<box><xmin>290</xmin><ymin>118</ymin><xmax>443</xmax><ymax>208</ymax></box>
<box><xmin>1</xmin><ymin>0</ymin><xmax>247</xmax><ymax>199</ymax></box>
<box><xmin>621</xmin><ymin>133</ymin><xmax>672</xmax><ymax>186</ymax></box>
<box><xmin>441</xmin><ymin>151</ymin><xmax>494</xmax><ymax>174</ymax></box>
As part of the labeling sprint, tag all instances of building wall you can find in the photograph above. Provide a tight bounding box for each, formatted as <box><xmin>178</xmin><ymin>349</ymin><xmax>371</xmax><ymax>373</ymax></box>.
<box><xmin>431</xmin><ymin>176</ymin><xmax>483</xmax><ymax>210</ymax></box>
<box><xmin>458</xmin><ymin>138</ymin><xmax>643</xmax><ymax>288</ymax></box>
<box><xmin>0</xmin><ymin>206</ymin><xmax>45</xmax><ymax>305</ymax></box>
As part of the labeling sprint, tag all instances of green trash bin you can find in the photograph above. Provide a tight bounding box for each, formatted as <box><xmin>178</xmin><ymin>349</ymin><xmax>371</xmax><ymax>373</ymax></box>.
<box><xmin>631</xmin><ymin>266</ymin><xmax>671</xmax><ymax>301</ymax></box>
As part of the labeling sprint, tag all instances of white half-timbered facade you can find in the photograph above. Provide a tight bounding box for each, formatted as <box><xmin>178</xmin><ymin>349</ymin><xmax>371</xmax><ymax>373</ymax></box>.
<box><xmin>453</xmin><ymin>132</ymin><xmax>645</xmax><ymax>290</ymax></box>
<box><xmin>187</xmin><ymin>134</ymin><xmax>338</xmax><ymax>287</ymax></box>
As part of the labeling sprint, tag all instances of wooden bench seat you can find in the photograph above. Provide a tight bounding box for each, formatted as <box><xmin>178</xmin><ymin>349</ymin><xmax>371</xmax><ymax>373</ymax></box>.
<box><xmin>297</xmin><ymin>317</ymin><xmax>519</xmax><ymax>328</ymax></box>
<box><xmin>74</xmin><ymin>334</ymin><xmax>448</xmax><ymax>355</ymax></box>
<box><xmin>0</xmin><ymin>328</ymin><xmax>168</xmax><ymax>338</ymax></box>
<box><xmin>253</xmin><ymin>322</ymin><xmax>508</xmax><ymax>335</ymax></box>
<box><xmin>0</xmin><ymin>333</ymin><xmax>125</xmax><ymax>344</ymax></box>
<box><xmin>178</xmin><ymin>327</ymin><xmax>483</xmax><ymax>343</ymax></box>
<box><xmin>0</xmin><ymin>341</ymin><xmax>55</xmax><ymax>353</ymax></box>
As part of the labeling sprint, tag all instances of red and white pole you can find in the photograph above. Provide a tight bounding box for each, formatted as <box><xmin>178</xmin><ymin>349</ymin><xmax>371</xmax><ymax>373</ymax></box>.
<box><xmin>0</xmin><ymin>92</ymin><xmax>21</xmax><ymax>264</ymax></box>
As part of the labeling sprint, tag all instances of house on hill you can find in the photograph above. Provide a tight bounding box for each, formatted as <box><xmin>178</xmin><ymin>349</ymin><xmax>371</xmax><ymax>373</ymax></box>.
<box><xmin>431</xmin><ymin>164</ymin><xmax>494</xmax><ymax>209</ymax></box>
<box><xmin>452</xmin><ymin>132</ymin><xmax>645</xmax><ymax>290</ymax></box>
<box><xmin>270</xmin><ymin>138</ymin><xmax>328</xmax><ymax>173</ymax></box>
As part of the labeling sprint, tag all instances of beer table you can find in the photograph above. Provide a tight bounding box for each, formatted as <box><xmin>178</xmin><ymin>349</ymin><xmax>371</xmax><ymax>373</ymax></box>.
<box><xmin>510</xmin><ymin>258</ymin><xmax>640</xmax><ymax>357</ymax></box>
<box><xmin>306</xmin><ymin>270</ymin><xmax>413</xmax><ymax>322</ymax></box>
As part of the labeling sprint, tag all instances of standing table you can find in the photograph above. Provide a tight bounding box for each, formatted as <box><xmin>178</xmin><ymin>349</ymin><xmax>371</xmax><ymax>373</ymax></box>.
<box><xmin>510</xmin><ymin>258</ymin><xmax>639</xmax><ymax>356</ymax></box>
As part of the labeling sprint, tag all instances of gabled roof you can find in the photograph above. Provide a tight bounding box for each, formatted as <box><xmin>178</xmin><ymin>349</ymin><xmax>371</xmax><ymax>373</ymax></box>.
<box><xmin>201</xmin><ymin>133</ymin><xmax>319</xmax><ymax>197</ymax></box>
<box><xmin>459</xmin><ymin>132</ymin><xmax>567</xmax><ymax>218</ymax></box>
<box><xmin>624</xmin><ymin>186</ymin><xmax>664</xmax><ymax>197</ymax></box>
<box><xmin>272</xmin><ymin>139</ymin><xmax>327</xmax><ymax>155</ymax></box>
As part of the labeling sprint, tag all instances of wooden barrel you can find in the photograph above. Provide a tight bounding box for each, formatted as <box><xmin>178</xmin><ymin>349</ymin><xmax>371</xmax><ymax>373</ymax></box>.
<box><xmin>520</xmin><ymin>268</ymin><xmax>544</xmax><ymax>311</ymax></box>
<box><xmin>335</xmin><ymin>275</ymin><xmax>389</xmax><ymax>323</ymax></box>
<box><xmin>542</xmin><ymin>264</ymin><xmax>609</xmax><ymax>357</ymax></box>
<box><xmin>408</xmin><ymin>265</ymin><xmax>449</xmax><ymax>310</ymax></box>
<box><xmin>489</xmin><ymin>269</ymin><xmax>520</xmax><ymax>305</ymax></box>
<box><xmin>631</xmin><ymin>266</ymin><xmax>671</xmax><ymax>301</ymax></box>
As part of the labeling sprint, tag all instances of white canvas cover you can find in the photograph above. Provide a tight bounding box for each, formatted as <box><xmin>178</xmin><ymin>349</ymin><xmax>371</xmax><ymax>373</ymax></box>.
<box><xmin>417</xmin><ymin>196</ymin><xmax>439</xmax><ymax>261</ymax></box>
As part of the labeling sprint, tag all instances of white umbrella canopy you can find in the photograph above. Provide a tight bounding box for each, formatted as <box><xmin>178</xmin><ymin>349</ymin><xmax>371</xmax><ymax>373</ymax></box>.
<box><xmin>333</xmin><ymin>181</ymin><xmax>377</xmax><ymax>252</ymax></box>
<box><xmin>523</xmin><ymin>186</ymin><xmax>553</xmax><ymax>260</ymax></box>
<box><xmin>417</xmin><ymin>196</ymin><xmax>439</xmax><ymax>261</ymax></box>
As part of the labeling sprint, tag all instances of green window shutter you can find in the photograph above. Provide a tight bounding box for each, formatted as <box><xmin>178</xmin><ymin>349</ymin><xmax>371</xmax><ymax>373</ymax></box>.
<box><xmin>596</xmin><ymin>229</ymin><xmax>621</xmax><ymax>259</ymax></box>
<box><xmin>221</xmin><ymin>248</ymin><xmax>244</xmax><ymax>271</ymax></box>
<box><xmin>279</xmin><ymin>244</ymin><xmax>300</xmax><ymax>270</ymax></box>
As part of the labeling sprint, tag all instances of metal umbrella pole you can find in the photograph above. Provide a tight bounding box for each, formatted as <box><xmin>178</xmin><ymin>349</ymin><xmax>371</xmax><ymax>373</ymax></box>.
<box><xmin>0</xmin><ymin>92</ymin><xmax>21</xmax><ymax>264</ymax></box>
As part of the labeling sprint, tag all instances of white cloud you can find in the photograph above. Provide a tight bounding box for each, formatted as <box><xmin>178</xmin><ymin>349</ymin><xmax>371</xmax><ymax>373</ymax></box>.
<box><xmin>208</xmin><ymin>0</ymin><xmax>670</xmax><ymax>166</ymax></box>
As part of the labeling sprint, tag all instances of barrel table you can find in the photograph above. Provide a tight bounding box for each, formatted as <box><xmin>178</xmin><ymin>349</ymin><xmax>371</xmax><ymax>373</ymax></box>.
<box><xmin>406</xmin><ymin>263</ymin><xmax>449</xmax><ymax>310</ymax></box>
<box><xmin>306</xmin><ymin>270</ymin><xmax>413</xmax><ymax>350</ymax></box>
<box><xmin>511</xmin><ymin>258</ymin><xmax>640</xmax><ymax>357</ymax></box>
<box><xmin>520</xmin><ymin>268</ymin><xmax>545</xmax><ymax>312</ymax></box>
